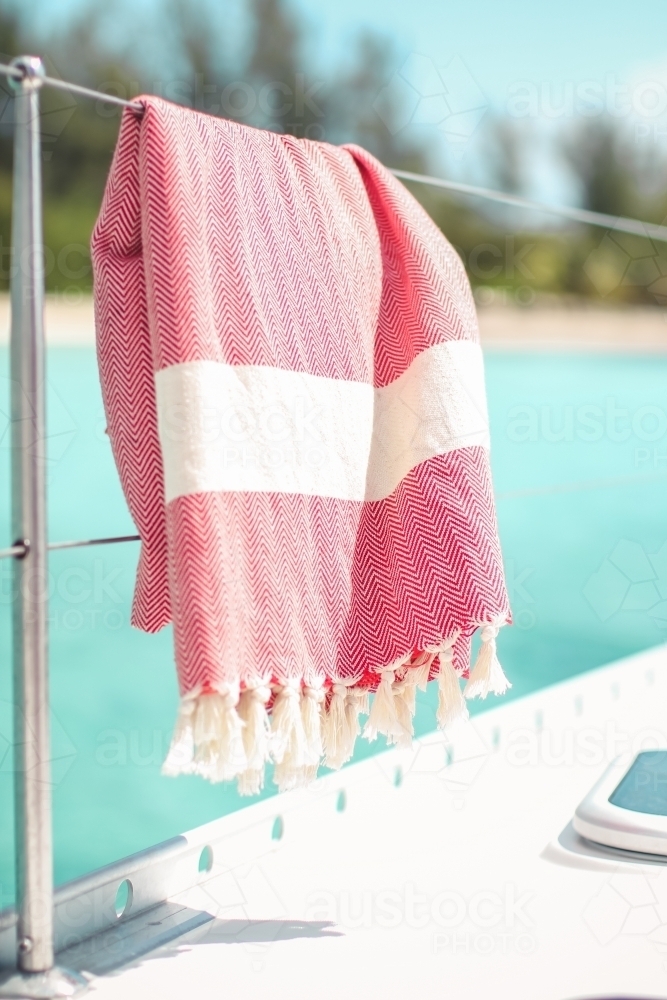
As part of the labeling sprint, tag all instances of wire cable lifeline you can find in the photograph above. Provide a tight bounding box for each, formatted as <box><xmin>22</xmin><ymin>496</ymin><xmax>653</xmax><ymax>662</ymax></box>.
<box><xmin>2</xmin><ymin>58</ymin><xmax>667</xmax><ymax>244</ymax></box>
<box><xmin>392</xmin><ymin>170</ymin><xmax>667</xmax><ymax>243</ymax></box>
<box><xmin>0</xmin><ymin>55</ymin><xmax>666</xmax><ymax>564</ymax></box>
<box><xmin>0</xmin><ymin>535</ymin><xmax>141</xmax><ymax>560</ymax></box>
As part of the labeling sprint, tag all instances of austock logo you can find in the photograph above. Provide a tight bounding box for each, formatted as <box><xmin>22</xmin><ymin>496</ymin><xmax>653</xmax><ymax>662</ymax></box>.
<box><xmin>584</xmin><ymin>538</ymin><xmax>667</xmax><ymax>629</ymax></box>
<box><xmin>583</xmin><ymin>225</ymin><xmax>667</xmax><ymax>302</ymax></box>
<box><xmin>371</xmin><ymin>719</ymin><xmax>490</xmax><ymax>808</ymax></box>
<box><xmin>183</xmin><ymin>859</ymin><xmax>337</xmax><ymax>972</ymax></box>
<box><xmin>0</xmin><ymin>373</ymin><xmax>78</xmax><ymax>484</ymax></box>
<box><xmin>507</xmin><ymin>75</ymin><xmax>667</xmax><ymax>128</ymax></box>
<box><xmin>305</xmin><ymin>880</ymin><xmax>536</xmax><ymax>955</ymax></box>
<box><xmin>0</xmin><ymin>56</ymin><xmax>77</xmax><ymax>160</ymax></box>
<box><xmin>506</xmin><ymin>399</ymin><xmax>667</xmax><ymax>445</ymax></box>
<box><xmin>0</xmin><ymin>696</ymin><xmax>77</xmax><ymax>783</ymax></box>
<box><xmin>584</xmin><ymin>870</ymin><xmax>667</xmax><ymax>967</ymax></box>
<box><xmin>0</xmin><ymin>555</ymin><xmax>127</xmax><ymax>633</ymax></box>
<box><xmin>374</xmin><ymin>52</ymin><xmax>487</xmax><ymax>152</ymax></box>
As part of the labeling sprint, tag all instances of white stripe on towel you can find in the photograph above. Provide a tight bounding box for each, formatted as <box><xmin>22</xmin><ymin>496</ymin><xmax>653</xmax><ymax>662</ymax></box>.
<box><xmin>155</xmin><ymin>340</ymin><xmax>489</xmax><ymax>504</ymax></box>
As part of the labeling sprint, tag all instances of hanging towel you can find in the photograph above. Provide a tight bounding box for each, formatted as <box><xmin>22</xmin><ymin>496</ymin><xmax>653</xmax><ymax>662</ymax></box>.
<box><xmin>91</xmin><ymin>97</ymin><xmax>511</xmax><ymax>794</ymax></box>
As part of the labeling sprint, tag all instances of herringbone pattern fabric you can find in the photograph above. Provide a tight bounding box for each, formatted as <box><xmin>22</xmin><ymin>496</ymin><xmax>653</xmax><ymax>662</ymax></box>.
<box><xmin>92</xmin><ymin>97</ymin><xmax>510</xmax><ymax>788</ymax></box>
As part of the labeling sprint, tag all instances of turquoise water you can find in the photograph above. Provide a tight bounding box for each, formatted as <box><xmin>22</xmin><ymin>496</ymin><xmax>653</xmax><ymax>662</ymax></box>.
<box><xmin>1</xmin><ymin>347</ymin><xmax>667</xmax><ymax>907</ymax></box>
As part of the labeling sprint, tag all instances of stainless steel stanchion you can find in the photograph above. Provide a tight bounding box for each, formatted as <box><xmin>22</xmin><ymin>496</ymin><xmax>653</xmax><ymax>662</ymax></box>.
<box><xmin>0</xmin><ymin>56</ymin><xmax>87</xmax><ymax>999</ymax></box>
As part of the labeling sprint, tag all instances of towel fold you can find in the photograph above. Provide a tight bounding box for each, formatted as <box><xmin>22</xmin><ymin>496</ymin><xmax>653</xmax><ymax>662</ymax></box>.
<box><xmin>92</xmin><ymin>97</ymin><xmax>511</xmax><ymax>794</ymax></box>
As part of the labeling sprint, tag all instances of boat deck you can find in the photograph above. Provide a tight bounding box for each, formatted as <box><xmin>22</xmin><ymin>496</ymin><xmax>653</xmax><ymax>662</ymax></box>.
<box><xmin>40</xmin><ymin>644</ymin><xmax>667</xmax><ymax>999</ymax></box>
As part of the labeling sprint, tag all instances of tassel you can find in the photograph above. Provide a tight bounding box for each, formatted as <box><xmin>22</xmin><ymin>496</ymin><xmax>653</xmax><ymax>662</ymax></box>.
<box><xmin>355</xmin><ymin>688</ymin><xmax>370</xmax><ymax>716</ymax></box>
<box><xmin>408</xmin><ymin>653</ymin><xmax>434</xmax><ymax>693</ymax></box>
<box><xmin>341</xmin><ymin>688</ymin><xmax>369</xmax><ymax>763</ymax></box>
<box><xmin>364</xmin><ymin>669</ymin><xmax>411</xmax><ymax>748</ymax></box>
<box><xmin>344</xmin><ymin>689</ymin><xmax>362</xmax><ymax>744</ymax></box>
<box><xmin>391</xmin><ymin>656</ymin><xmax>423</xmax><ymax>736</ymax></box>
<box><xmin>162</xmin><ymin>696</ymin><xmax>197</xmax><ymax>776</ymax></box>
<box><xmin>237</xmin><ymin>684</ymin><xmax>272</xmax><ymax>796</ymax></box>
<box><xmin>464</xmin><ymin>617</ymin><xmax>511</xmax><ymax>700</ymax></box>
<box><xmin>393</xmin><ymin>653</ymin><xmax>433</xmax><ymax>722</ymax></box>
<box><xmin>435</xmin><ymin>644</ymin><xmax>468</xmax><ymax>727</ymax></box>
<box><xmin>323</xmin><ymin>683</ymin><xmax>352</xmax><ymax>769</ymax></box>
<box><xmin>191</xmin><ymin>688</ymin><xmax>247</xmax><ymax>783</ymax></box>
<box><xmin>323</xmin><ymin>685</ymin><xmax>368</xmax><ymax>770</ymax></box>
<box><xmin>301</xmin><ymin>682</ymin><xmax>325</xmax><ymax>783</ymax></box>
<box><xmin>271</xmin><ymin>680</ymin><xmax>307</xmax><ymax>792</ymax></box>
<box><xmin>392</xmin><ymin>680</ymin><xmax>415</xmax><ymax>744</ymax></box>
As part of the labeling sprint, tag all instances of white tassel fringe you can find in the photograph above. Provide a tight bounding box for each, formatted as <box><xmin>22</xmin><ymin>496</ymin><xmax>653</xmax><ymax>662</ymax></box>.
<box><xmin>271</xmin><ymin>681</ymin><xmax>307</xmax><ymax>792</ymax></box>
<box><xmin>301</xmin><ymin>682</ymin><xmax>325</xmax><ymax>783</ymax></box>
<box><xmin>162</xmin><ymin>622</ymin><xmax>509</xmax><ymax>792</ymax></box>
<box><xmin>364</xmin><ymin>669</ymin><xmax>412</xmax><ymax>749</ymax></box>
<box><xmin>237</xmin><ymin>684</ymin><xmax>272</xmax><ymax>796</ymax></box>
<box><xmin>464</xmin><ymin>617</ymin><xmax>511</xmax><ymax>700</ymax></box>
<box><xmin>193</xmin><ymin>690</ymin><xmax>247</xmax><ymax>783</ymax></box>
<box><xmin>432</xmin><ymin>638</ymin><xmax>468</xmax><ymax>728</ymax></box>
<box><xmin>161</xmin><ymin>696</ymin><xmax>197</xmax><ymax>776</ymax></box>
<box><xmin>323</xmin><ymin>684</ymin><xmax>353</xmax><ymax>769</ymax></box>
<box><xmin>344</xmin><ymin>688</ymin><xmax>365</xmax><ymax>749</ymax></box>
<box><xmin>162</xmin><ymin>686</ymin><xmax>248</xmax><ymax>784</ymax></box>
<box><xmin>408</xmin><ymin>653</ymin><xmax>434</xmax><ymax>693</ymax></box>
<box><xmin>392</xmin><ymin>680</ymin><xmax>415</xmax><ymax>743</ymax></box>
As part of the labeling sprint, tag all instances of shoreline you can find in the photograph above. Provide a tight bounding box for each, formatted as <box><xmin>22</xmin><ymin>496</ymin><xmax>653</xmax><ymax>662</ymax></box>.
<box><xmin>0</xmin><ymin>296</ymin><xmax>666</xmax><ymax>351</ymax></box>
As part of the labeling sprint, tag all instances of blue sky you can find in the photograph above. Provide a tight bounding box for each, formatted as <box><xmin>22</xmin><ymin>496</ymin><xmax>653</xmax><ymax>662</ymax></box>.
<box><xmin>299</xmin><ymin>0</ymin><xmax>667</xmax><ymax>106</ymax></box>
<box><xmin>28</xmin><ymin>0</ymin><xmax>667</xmax><ymax>103</ymax></box>
<box><xmin>299</xmin><ymin>0</ymin><xmax>667</xmax><ymax>198</ymax></box>
<box><xmin>20</xmin><ymin>0</ymin><xmax>667</xmax><ymax>203</ymax></box>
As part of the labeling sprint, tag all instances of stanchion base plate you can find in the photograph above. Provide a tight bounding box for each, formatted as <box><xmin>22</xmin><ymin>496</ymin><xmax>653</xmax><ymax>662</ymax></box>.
<box><xmin>0</xmin><ymin>967</ymin><xmax>88</xmax><ymax>998</ymax></box>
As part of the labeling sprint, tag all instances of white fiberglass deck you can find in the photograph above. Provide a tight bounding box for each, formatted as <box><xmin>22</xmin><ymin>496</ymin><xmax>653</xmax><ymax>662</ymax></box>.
<box><xmin>60</xmin><ymin>646</ymin><xmax>667</xmax><ymax>998</ymax></box>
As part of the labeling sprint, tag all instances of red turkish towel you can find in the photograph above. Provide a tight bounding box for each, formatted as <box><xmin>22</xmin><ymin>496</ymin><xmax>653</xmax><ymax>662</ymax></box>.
<box><xmin>92</xmin><ymin>97</ymin><xmax>511</xmax><ymax>794</ymax></box>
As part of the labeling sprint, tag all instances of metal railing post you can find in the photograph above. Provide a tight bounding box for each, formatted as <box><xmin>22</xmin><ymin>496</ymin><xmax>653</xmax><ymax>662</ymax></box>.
<box><xmin>0</xmin><ymin>55</ymin><xmax>87</xmax><ymax>1000</ymax></box>
<box><xmin>10</xmin><ymin>54</ymin><xmax>50</xmax><ymax>978</ymax></box>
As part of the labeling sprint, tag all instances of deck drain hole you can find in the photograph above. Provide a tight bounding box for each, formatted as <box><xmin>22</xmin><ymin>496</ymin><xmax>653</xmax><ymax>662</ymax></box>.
<box><xmin>336</xmin><ymin>790</ymin><xmax>347</xmax><ymax>812</ymax></box>
<box><xmin>114</xmin><ymin>879</ymin><xmax>133</xmax><ymax>919</ymax></box>
<box><xmin>271</xmin><ymin>816</ymin><xmax>284</xmax><ymax>841</ymax></box>
<box><xmin>198</xmin><ymin>845</ymin><xmax>214</xmax><ymax>873</ymax></box>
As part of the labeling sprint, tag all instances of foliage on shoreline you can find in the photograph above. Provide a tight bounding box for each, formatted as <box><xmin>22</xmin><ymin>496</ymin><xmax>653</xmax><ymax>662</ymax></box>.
<box><xmin>0</xmin><ymin>0</ymin><xmax>666</xmax><ymax>306</ymax></box>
